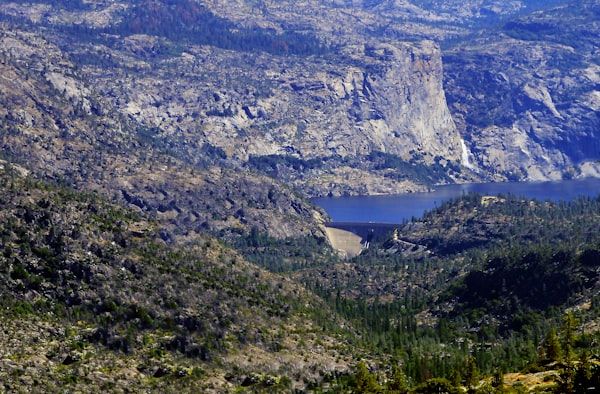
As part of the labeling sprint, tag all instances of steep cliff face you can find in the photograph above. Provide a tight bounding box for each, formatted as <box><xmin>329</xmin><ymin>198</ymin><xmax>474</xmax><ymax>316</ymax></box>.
<box><xmin>336</xmin><ymin>41</ymin><xmax>460</xmax><ymax>161</ymax></box>
<box><xmin>104</xmin><ymin>40</ymin><xmax>460</xmax><ymax>163</ymax></box>
<box><xmin>444</xmin><ymin>0</ymin><xmax>600</xmax><ymax>181</ymax></box>
<box><xmin>37</xmin><ymin>8</ymin><xmax>462</xmax><ymax>195</ymax></box>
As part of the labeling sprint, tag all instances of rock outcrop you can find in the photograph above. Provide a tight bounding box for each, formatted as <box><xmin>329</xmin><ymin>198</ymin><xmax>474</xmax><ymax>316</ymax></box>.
<box><xmin>444</xmin><ymin>0</ymin><xmax>600</xmax><ymax>181</ymax></box>
<box><xmin>84</xmin><ymin>38</ymin><xmax>462</xmax><ymax>190</ymax></box>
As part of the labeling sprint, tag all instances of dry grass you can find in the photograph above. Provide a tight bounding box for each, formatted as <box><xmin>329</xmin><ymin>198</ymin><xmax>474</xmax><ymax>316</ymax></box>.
<box><xmin>503</xmin><ymin>370</ymin><xmax>557</xmax><ymax>392</ymax></box>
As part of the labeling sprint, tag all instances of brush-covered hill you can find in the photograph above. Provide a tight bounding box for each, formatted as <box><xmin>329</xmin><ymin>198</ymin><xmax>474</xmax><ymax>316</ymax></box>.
<box><xmin>9</xmin><ymin>155</ymin><xmax>600</xmax><ymax>392</ymax></box>
<box><xmin>295</xmin><ymin>192</ymin><xmax>600</xmax><ymax>384</ymax></box>
<box><xmin>0</xmin><ymin>162</ymin><xmax>356</xmax><ymax>393</ymax></box>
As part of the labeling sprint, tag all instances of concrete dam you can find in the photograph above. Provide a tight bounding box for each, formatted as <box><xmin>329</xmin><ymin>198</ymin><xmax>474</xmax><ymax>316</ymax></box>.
<box><xmin>324</xmin><ymin>222</ymin><xmax>400</xmax><ymax>259</ymax></box>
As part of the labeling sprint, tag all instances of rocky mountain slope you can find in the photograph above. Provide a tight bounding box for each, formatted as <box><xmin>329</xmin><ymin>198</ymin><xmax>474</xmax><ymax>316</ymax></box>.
<box><xmin>1</xmin><ymin>0</ymin><xmax>597</xmax><ymax>204</ymax></box>
<box><xmin>167</xmin><ymin>0</ymin><xmax>600</xmax><ymax>185</ymax></box>
<box><xmin>444</xmin><ymin>0</ymin><xmax>600</xmax><ymax>181</ymax></box>
<box><xmin>2</xmin><ymin>160</ymin><xmax>599</xmax><ymax>392</ymax></box>
<box><xmin>0</xmin><ymin>162</ymin><xmax>354</xmax><ymax>392</ymax></box>
<box><xmin>0</xmin><ymin>20</ymin><xmax>330</xmax><ymax>239</ymax></box>
<box><xmin>0</xmin><ymin>0</ymin><xmax>472</xmax><ymax>201</ymax></box>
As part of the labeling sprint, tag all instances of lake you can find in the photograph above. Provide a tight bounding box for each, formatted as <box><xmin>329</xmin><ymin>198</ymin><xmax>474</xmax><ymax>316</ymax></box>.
<box><xmin>311</xmin><ymin>178</ymin><xmax>600</xmax><ymax>224</ymax></box>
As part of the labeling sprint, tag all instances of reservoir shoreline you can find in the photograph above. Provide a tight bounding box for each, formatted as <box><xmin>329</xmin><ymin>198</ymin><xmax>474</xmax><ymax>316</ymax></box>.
<box><xmin>316</xmin><ymin>178</ymin><xmax>600</xmax><ymax>258</ymax></box>
<box><xmin>313</xmin><ymin>178</ymin><xmax>600</xmax><ymax>225</ymax></box>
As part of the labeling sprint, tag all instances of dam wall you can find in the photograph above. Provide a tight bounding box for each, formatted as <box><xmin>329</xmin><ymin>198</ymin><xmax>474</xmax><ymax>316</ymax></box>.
<box><xmin>324</xmin><ymin>222</ymin><xmax>400</xmax><ymax>258</ymax></box>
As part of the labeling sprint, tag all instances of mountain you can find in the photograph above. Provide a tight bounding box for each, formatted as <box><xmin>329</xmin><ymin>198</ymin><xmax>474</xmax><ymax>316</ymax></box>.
<box><xmin>0</xmin><ymin>162</ymin><xmax>355</xmax><ymax>392</ymax></box>
<box><xmin>1</xmin><ymin>0</ymin><xmax>600</xmax><ymax>392</ymax></box>
<box><xmin>0</xmin><ymin>0</ymin><xmax>473</xmax><ymax>204</ymax></box>
<box><xmin>0</xmin><ymin>14</ymin><xmax>330</xmax><ymax>240</ymax></box>
<box><xmin>444</xmin><ymin>0</ymin><xmax>600</xmax><ymax>181</ymax></box>
<box><xmin>1</xmin><ymin>0</ymin><xmax>597</xmax><ymax>203</ymax></box>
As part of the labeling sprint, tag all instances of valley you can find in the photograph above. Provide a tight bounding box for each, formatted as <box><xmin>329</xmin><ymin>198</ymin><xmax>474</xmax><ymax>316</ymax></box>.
<box><xmin>0</xmin><ymin>0</ymin><xmax>599</xmax><ymax>392</ymax></box>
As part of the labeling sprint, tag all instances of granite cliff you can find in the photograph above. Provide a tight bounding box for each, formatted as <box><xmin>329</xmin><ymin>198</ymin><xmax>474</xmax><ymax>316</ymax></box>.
<box><xmin>88</xmin><ymin>38</ymin><xmax>463</xmax><ymax>196</ymax></box>
<box><xmin>444</xmin><ymin>0</ymin><xmax>600</xmax><ymax>181</ymax></box>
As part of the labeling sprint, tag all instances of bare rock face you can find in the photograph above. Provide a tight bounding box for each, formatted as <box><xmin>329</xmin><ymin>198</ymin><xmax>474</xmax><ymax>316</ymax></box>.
<box><xmin>81</xmin><ymin>36</ymin><xmax>462</xmax><ymax>194</ymax></box>
<box><xmin>444</xmin><ymin>1</ymin><xmax>600</xmax><ymax>181</ymax></box>
<box><xmin>331</xmin><ymin>41</ymin><xmax>461</xmax><ymax>162</ymax></box>
<box><xmin>121</xmin><ymin>42</ymin><xmax>454</xmax><ymax>161</ymax></box>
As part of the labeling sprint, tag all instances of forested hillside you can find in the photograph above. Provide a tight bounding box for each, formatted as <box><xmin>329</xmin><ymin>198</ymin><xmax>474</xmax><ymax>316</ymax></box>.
<box><xmin>284</xmin><ymin>193</ymin><xmax>600</xmax><ymax>392</ymax></box>
<box><xmin>2</xmin><ymin>162</ymin><xmax>600</xmax><ymax>392</ymax></box>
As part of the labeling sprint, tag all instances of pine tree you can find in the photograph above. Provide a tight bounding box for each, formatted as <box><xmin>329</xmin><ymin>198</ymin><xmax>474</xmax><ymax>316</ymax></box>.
<box><xmin>462</xmin><ymin>355</ymin><xmax>479</xmax><ymax>391</ymax></box>
<box><xmin>574</xmin><ymin>351</ymin><xmax>592</xmax><ymax>393</ymax></box>
<box><xmin>555</xmin><ymin>314</ymin><xmax>580</xmax><ymax>394</ymax></box>
<box><xmin>491</xmin><ymin>369</ymin><xmax>504</xmax><ymax>393</ymax></box>
<box><xmin>354</xmin><ymin>361</ymin><xmax>381</xmax><ymax>393</ymax></box>
<box><xmin>387</xmin><ymin>365</ymin><xmax>409</xmax><ymax>394</ymax></box>
<box><xmin>561</xmin><ymin>313</ymin><xmax>579</xmax><ymax>363</ymax></box>
<box><xmin>543</xmin><ymin>328</ymin><xmax>561</xmax><ymax>362</ymax></box>
<box><xmin>555</xmin><ymin>363</ymin><xmax>576</xmax><ymax>394</ymax></box>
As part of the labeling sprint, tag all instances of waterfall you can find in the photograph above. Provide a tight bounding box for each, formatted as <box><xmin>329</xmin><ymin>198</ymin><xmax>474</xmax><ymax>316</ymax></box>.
<box><xmin>460</xmin><ymin>138</ymin><xmax>476</xmax><ymax>171</ymax></box>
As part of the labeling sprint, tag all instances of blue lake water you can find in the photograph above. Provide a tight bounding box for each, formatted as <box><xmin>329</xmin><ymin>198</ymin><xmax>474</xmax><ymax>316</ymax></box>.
<box><xmin>311</xmin><ymin>178</ymin><xmax>600</xmax><ymax>224</ymax></box>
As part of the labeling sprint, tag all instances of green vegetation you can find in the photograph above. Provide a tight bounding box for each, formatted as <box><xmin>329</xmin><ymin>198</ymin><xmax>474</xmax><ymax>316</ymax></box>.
<box><xmin>229</xmin><ymin>226</ymin><xmax>333</xmax><ymax>273</ymax></box>
<box><xmin>218</xmin><ymin>186</ymin><xmax>600</xmax><ymax>392</ymax></box>
<box><xmin>0</xmin><ymin>165</ymin><xmax>348</xmax><ymax>392</ymax></box>
<box><xmin>247</xmin><ymin>151</ymin><xmax>460</xmax><ymax>188</ymax></box>
<box><xmin>247</xmin><ymin>154</ymin><xmax>325</xmax><ymax>179</ymax></box>
<box><xmin>502</xmin><ymin>2</ymin><xmax>600</xmax><ymax>52</ymax></box>
<box><xmin>3</xmin><ymin>153</ymin><xmax>600</xmax><ymax>392</ymax></box>
<box><xmin>367</xmin><ymin>151</ymin><xmax>459</xmax><ymax>186</ymax></box>
<box><xmin>290</xmin><ymin>192</ymin><xmax>600</xmax><ymax>391</ymax></box>
<box><xmin>116</xmin><ymin>0</ymin><xmax>333</xmax><ymax>56</ymax></box>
